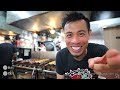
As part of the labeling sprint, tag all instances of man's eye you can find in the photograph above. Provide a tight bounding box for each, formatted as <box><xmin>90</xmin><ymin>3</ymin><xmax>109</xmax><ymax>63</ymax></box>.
<box><xmin>66</xmin><ymin>34</ymin><xmax>72</xmax><ymax>37</ymax></box>
<box><xmin>79</xmin><ymin>33</ymin><xmax>85</xmax><ymax>36</ymax></box>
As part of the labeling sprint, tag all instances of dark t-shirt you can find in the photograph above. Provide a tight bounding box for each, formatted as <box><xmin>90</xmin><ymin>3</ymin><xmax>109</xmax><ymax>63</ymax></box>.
<box><xmin>0</xmin><ymin>43</ymin><xmax>17</xmax><ymax>65</ymax></box>
<box><xmin>56</xmin><ymin>43</ymin><xmax>108</xmax><ymax>79</ymax></box>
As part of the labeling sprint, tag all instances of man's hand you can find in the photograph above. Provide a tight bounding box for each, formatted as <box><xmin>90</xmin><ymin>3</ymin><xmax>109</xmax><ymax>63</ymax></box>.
<box><xmin>88</xmin><ymin>49</ymin><xmax>120</xmax><ymax>79</ymax></box>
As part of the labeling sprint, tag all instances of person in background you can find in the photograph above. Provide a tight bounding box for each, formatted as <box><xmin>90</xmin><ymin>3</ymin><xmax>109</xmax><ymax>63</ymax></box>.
<box><xmin>12</xmin><ymin>37</ymin><xmax>17</xmax><ymax>48</ymax></box>
<box><xmin>39</xmin><ymin>42</ymin><xmax>46</xmax><ymax>51</ymax></box>
<box><xmin>56</xmin><ymin>12</ymin><xmax>120</xmax><ymax>79</ymax></box>
<box><xmin>0</xmin><ymin>35</ymin><xmax>17</xmax><ymax>79</ymax></box>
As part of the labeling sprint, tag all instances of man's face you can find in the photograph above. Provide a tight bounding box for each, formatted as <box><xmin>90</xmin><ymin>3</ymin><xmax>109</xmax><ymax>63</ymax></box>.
<box><xmin>64</xmin><ymin>20</ymin><xmax>91</xmax><ymax>58</ymax></box>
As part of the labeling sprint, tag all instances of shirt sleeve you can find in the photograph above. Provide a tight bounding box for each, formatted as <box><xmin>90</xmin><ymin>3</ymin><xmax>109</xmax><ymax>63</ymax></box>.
<box><xmin>100</xmin><ymin>45</ymin><xmax>109</xmax><ymax>56</ymax></box>
<box><xmin>56</xmin><ymin>51</ymin><xmax>65</xmax><ymax>75</ymax></box>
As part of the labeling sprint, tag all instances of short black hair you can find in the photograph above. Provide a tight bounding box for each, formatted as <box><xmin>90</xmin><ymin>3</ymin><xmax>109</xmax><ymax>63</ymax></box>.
<box><xmin>4</xmin><ymin>35</ymin><xmax>10</xmax><ymax>40</ymax></box>
<box><xmin>62</xmin><ymin>12</ymin><xmax>90</xmax><ymax>31</ymax></box>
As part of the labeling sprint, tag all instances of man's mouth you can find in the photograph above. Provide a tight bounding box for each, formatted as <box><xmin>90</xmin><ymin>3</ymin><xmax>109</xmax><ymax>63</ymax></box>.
<box><xmin>72</xmin><ymin>47</ymin><xmax>81</xmax><ymax>50</ymax></box>
<box><xmin>72</xmin><ymin>46</ymin><xmax>82</xmax><ymax>50</ymax></box>
<box><xmin>71</xmin><ymin>46</ymin><xmax>83</xmax><ymax>53</ymax></box>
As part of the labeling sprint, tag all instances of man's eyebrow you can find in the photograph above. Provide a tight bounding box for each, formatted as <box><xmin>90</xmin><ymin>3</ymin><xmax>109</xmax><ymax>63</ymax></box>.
<box><xmin>78</xmin><ymin>30</ymin><xmax>86</xmax><ymax>33</ymax></box>
<box><xmin>65</xmin><ymin>32</ymin><xmax>72</xmax><ymax>34</ymax></box>
<box><xmin>65</xmin><ymin>30</ymin><xmax>87</xmax><ymax>34</ymax></box>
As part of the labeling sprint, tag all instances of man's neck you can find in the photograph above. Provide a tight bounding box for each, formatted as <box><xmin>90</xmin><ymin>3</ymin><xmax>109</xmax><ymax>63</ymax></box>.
<box><xmin>74</xmin><ymin>49</ymin><xmax>87</xmax><ymax>61</ymax></box>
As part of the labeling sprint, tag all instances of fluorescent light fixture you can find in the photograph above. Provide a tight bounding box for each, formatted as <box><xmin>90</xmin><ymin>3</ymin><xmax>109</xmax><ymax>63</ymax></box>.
<box><xmin>90</xmin><ymin>17</ymin><xmax>120</xmax><ymax>29</ymax></box>
<box><xmin>99</xmin><ymin>11</ymin><xmax>112</xmax><ymax>20</ymax></box>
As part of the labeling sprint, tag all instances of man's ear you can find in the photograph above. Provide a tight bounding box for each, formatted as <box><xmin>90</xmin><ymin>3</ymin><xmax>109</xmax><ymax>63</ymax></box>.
<box><xmin>88</xmin><ymin>29</ymin><xmax>92</xmax><ymax>38</ymax></box>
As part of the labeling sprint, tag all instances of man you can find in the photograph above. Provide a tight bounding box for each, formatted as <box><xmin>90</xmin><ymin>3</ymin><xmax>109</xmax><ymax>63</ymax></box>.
<box><xmin>0</xmin><ymin>35</ymin><xmax>17</xmax><ymax>79</ymax></box>
<box><xmin>56</xmin><ymin>12</ymin><xmax>120</xmax><ymax>79</ymax></box>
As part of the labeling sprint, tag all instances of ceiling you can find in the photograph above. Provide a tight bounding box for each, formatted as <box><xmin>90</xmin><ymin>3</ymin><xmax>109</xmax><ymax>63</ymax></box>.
<box><xmin>9</xmin><ymin>11</ymin><xmax>92</xmax><ymax>33</ymax></box>
<box><xmin>9</xmin><ymin>11</ymin><xmax>65</xmax><ymax>33</ymax></box>
<box><xmin>7</xmin><ymin>11</ymin><xmax>120</xmax><ymax>34</ymax></box>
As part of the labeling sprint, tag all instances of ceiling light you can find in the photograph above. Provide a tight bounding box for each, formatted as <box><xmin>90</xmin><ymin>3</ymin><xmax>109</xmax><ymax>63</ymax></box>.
<box><xmin>32</xmin><ymin>24</ymin><xmax>38</xmax><ymax>31</ymax></box>
<box><xmin>50</xmin><ymin>21</ymin><xmax>55</xmax><ymax>28</ymax></box>
<box><xmin>50</xmin><ymin>29</ymin><xmax>55</xmax><ymax>34</ymax></box>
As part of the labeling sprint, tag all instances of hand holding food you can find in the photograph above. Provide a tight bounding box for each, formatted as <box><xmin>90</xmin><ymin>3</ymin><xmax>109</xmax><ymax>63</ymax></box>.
<box><xmin>88</xmin><ymin>49</ymin><xmax>120</xmax><ymax>79</ymax></box>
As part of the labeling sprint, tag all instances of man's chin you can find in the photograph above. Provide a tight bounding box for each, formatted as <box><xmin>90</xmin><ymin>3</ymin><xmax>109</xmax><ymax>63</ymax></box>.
<box><xmin>72</xmin><ymin>54</ymin><xmax>81</xmax><ymax>58</ymax></box>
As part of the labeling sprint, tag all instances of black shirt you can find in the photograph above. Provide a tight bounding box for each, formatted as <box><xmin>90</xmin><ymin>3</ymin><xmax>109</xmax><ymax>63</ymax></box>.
<box><xmin>0</xmin><ymin>43</ymin><xmax>17</xmax><ymax>65</ymax></box>
<box><xmin>56</xmin><ymin>43</ymin><xmax>108</xmax><ymax>79</ymax></box>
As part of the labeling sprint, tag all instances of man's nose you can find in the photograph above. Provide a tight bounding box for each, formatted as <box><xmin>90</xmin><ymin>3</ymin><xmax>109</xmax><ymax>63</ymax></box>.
<box><xmin>71</xmin><ymin>36</ymin><xmax>80</xmax><ymax>44</ymax></box>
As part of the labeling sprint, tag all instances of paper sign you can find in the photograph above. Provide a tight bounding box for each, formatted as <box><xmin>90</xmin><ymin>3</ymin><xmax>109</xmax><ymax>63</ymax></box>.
<box><xmin>24</xmin><ymin>49</ymin><xmax>30</xmax><ymax>56</ymax></box>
